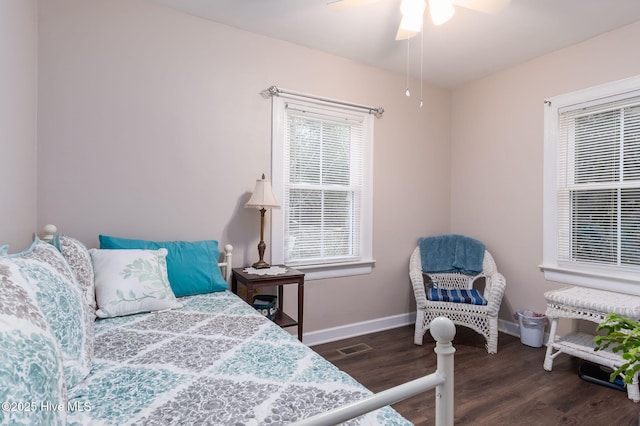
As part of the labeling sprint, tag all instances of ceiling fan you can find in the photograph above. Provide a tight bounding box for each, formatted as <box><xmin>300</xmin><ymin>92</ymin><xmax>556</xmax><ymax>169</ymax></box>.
<box><xmin>327</xmin><ymin>0</ymin><xmax>511</xmax><ymax>40</ymax></box>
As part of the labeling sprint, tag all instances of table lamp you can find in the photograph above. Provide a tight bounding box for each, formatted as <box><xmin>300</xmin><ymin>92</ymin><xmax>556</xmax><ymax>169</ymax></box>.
<box><xmin>245</xmin><ymin>174</ymin><xmax>280</xmax><ymax>268</ymax></box>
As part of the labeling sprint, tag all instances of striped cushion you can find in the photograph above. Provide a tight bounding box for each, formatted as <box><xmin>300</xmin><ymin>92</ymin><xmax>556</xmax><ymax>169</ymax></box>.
<box><xmin>427</xmin><ymin>288</ymin><xmax>488</xmax><ymax>305</ymax></box>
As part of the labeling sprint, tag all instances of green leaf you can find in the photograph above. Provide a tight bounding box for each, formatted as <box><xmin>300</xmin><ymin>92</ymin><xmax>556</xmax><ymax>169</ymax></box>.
<box><xmin>594</xmin><ymin>313</ymin><xmax>640</xmax><ymax>385</ymax></box>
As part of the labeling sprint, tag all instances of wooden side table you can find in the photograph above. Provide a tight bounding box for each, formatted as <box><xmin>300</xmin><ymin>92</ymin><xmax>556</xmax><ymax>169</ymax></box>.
<box><xmin>232</xmin><ymin>266</ymin><xmax>305</xmax><ymax>341</ymax></box>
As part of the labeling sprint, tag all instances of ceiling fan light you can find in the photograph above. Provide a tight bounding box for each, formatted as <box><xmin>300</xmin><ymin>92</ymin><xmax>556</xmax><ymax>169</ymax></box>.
<box><xmin>399</xmin><ymin>0</ymin><xmax>426</xmax><ymax>32</ymax></box>
<box><xmin>429</xmin><ymin>0</ymin><xmax>455</xmax><ymax>25</ymax></box>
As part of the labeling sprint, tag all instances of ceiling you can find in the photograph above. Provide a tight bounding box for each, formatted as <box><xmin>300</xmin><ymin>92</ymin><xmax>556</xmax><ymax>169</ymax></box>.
<box><xmin>144</xmin><ymin>0</ymin><xmax>640</xmax><ymax>88</ymax></box>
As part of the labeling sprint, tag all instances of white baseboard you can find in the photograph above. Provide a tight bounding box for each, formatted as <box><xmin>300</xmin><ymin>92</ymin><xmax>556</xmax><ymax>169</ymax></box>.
<box><xmin>499</xmin><ymin>318</ymin><xmax>519</xmax><ymax>337</ymax></box>
<box><xmin>303</xmin><ymin>313</ymin><xmax>549</xmax><ymax>347</ymax></box>
<box><xmin>304</xmin><ymin>312</ymin><xmax>416</xmax><ymax>347</ymax></box>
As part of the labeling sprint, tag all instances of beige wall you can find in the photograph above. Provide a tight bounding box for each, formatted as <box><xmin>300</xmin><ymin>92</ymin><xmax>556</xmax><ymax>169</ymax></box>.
<box><xmin>21</xmin><ymin>0</ymin><xmax>640</xmax><ymax>337</ymax></box>
<box><xmin>36</xmin><ymin>0</ymin><xmax>451</xmax><ymax>333</ymax></box>
<box><xmin>0</xmin><ymin>0</ymin><xmax>38</xmax><ymax>251</ymax></box>
<box><xmin>450</xmin><ymin>21</ymin><xmax>640</xmax><ymax>323</ymax></box>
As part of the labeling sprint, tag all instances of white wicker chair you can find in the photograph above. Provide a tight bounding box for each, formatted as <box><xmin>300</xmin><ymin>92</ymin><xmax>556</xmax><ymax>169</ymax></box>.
<box><xmin>409</xmin><ymin>244</ymin><xmax>507</xmax><ymax>354</ymax></box>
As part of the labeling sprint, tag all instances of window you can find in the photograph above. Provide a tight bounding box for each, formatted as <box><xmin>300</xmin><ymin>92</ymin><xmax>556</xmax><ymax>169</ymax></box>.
<box><xmin>271</xmin><ymin>95</ymin><xmax>374</xmax><ymax>280</ymax></box>
<box><xmin>542</xmin><ymin>75</ymin><xmax>640</xmax><ymax>293</ymax></box>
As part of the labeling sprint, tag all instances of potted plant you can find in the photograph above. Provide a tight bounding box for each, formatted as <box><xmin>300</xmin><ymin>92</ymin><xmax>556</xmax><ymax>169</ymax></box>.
<box><xmin>594</xmin><ymin>313</ymin><xmax>640</xmax><ymax>384</ymax></box>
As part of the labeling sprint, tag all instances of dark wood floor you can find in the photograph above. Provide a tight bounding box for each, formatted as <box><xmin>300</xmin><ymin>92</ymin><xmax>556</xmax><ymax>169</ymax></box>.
<box><xmin>312</xmin><ymin>325</ymin><xmax>639</xmax><ymax>426</ymax></box>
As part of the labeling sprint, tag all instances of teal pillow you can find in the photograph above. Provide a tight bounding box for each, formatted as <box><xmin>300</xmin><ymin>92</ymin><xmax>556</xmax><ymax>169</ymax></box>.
<box><xmin>98</xmin><ymin>235</ymin><xmax>227</xmax><ymax>297</ymax></box>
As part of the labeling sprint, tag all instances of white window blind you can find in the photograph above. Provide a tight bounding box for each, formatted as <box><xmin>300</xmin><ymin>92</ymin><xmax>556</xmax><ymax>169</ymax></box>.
<box><xmin>557</xmin><ymin>97</ymin><xmax>640</xmax><ymax>269</ymax></box>
<box><xmin>542</xmin><ymin>76</ymin><xmax>640</xmax><ymax>294</ymax></box>
<box><xmin>271</xmin><ymin>96</ymin><xmax>374</xmax><ymax>279</ymax></box>
<box><xmin>284</xmin><ymin>102</ymin><xmax>364</xmax><ymax>264</ymax></box>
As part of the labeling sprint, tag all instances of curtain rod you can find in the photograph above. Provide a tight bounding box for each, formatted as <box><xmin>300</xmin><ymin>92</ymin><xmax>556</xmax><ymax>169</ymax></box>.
<box><xmin>261</xmin><ymin>85</ymin><xmax>384</xmax><ymax>118</ymax></box>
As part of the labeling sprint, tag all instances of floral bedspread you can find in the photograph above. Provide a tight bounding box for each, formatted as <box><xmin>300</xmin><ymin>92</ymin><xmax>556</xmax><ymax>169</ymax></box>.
<box><xmin>66</xmin><ymin>291</ymin><xmax>412</xmax><ymax>425</ymax></box>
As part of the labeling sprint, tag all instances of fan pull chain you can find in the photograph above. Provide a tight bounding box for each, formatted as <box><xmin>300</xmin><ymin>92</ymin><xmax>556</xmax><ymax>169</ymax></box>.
<box><xmin>419</xmin><ymin>26</ymin><xmax>424</xmax><ymax>108</ymax></box>
<box><xmin>405</xmin><ymin>36</ymin><xmax>411</xmax><ymax>97</ymax></box>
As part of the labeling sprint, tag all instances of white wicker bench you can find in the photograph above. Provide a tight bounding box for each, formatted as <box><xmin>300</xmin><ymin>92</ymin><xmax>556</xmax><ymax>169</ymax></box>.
<box><xmin>543</xmin><ymin>286</ymin><xmax>640</xmax><ymax>402</ymax></box>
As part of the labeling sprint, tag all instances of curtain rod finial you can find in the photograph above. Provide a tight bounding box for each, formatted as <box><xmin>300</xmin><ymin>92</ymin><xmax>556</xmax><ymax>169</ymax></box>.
<box><xmin>372</xmin><ymin>107</ymin><xmax>384</xmax><ymax>118</ymax></box>
<box><xmin>261</xmin><ymin>86</ymin><xmax>280</xmax><ymax>99</ymax></box>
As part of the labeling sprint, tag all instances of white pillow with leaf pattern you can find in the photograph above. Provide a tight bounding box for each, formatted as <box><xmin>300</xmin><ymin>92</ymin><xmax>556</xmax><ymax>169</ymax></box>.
<box><xmin>90</xmin><ymin>248</ymin><xmax>181</xmax><ymax>318</ymax></box>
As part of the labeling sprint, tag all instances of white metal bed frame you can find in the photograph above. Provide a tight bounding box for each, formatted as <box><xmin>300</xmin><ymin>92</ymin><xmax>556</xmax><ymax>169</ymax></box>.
<box><xmin>291</xmin><ymin>316</ymin><xmax>456</xmax><ymax>426</ymax></box>
<box><xmin>40</xmin><ymin>224</ymin><xmax>456</xmax><ymax>426</ymax></box>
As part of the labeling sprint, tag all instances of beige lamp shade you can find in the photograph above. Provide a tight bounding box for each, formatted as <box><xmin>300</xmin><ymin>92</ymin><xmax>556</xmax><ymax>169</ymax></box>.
<box><xmin>245</xmin><ymin>175</ymin><xmax>280</xmax><ymax>210</ymax></box>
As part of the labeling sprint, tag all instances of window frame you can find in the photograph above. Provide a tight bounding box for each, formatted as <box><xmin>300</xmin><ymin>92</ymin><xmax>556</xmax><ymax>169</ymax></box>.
<box><xmin>270</xmin><ymin>94</ymin><xmax>375</xmax><ymax>280</ymax></box>
<box><xmin>541</xmin><ymin>75</ymin><xmax>640</xmax><ymax>294</ymax></box>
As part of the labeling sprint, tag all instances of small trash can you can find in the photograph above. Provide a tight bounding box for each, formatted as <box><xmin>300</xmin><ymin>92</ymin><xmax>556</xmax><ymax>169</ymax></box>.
<box><xmin>252</xmin><ymin>295</ymin><xmax>278</xmax><ymax>321</ymax></box>
<box><xmin>514</xmin><ymin>310</ymin><xmax>548</xmax><ymax>348</ymax></box>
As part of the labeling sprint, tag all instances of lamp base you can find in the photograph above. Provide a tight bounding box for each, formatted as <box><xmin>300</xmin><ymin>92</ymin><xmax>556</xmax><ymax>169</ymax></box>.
<box><xmin>252</xmin><ymin>259</ymin><xmax>271</xmax><ymax>269</ymax></box>
<box><xmin>253</xmin><ymin>237</ymin><xmax>270</xmax><ymax>269</ymax></box>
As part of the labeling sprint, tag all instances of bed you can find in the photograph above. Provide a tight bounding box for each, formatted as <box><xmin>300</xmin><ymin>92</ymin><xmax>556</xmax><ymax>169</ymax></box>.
<box><xmin>1</xmin><ymin>226</ymin><xmax>456</xmax><ymax>426</ymax></box>
<box><xmin>66</xmin><ymin>290</ymin><xmax>410</xmax><ymax>425</ymax></box>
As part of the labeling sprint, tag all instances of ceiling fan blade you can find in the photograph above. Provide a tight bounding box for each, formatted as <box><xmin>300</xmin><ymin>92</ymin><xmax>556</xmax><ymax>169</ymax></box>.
<box><xmin>451</xmin><ymin>0</ymin><xmax>510</xmax><ymax>14</ymax></box>
<box><xmin>327</xmin><ymin>0</ymin><xmax>382</xmax><ymax>11</ymax></box>
<box><xmin>396</xmin><ymin>0</ymin><xmax>425</xmax><ymax>39</ymax></box>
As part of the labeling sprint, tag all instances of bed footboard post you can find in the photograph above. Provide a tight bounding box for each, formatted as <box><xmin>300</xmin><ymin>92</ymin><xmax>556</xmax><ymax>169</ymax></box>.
<box><xmin>430</xmin><ymin>317</ymin><xmax>456</xmax><ymax>426</ymax></box>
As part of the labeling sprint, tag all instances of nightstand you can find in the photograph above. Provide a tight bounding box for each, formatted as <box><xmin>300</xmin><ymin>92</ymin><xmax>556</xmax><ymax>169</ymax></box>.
<box><xmin>231</xmin><ymin>266</ymin><xmax>305</xmax><ymax>341</ymax></box>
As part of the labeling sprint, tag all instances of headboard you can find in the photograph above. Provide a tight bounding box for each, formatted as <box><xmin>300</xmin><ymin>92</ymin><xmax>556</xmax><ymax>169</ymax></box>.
<box><xmin>40</xmin><ymin>224</ymin><xmax>234</xmax><ymax>285</ymax></box>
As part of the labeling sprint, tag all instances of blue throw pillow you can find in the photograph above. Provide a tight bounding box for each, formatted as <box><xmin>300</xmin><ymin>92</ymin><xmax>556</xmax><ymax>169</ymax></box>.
<box><xmin>427</xmin><ymin>288</ymin><xmax>488</xmax><ymax>305</ymax></box>
<box><xmin>99</xmin><ymin>235</ymin><xmax>227</xmax><ymax>297</ymax></box>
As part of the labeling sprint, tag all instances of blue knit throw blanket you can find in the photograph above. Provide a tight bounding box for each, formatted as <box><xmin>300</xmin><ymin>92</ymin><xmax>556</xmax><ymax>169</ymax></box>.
<box><xmin>419</xmin><ymin>234</ymin><xmax>485</xmax><ymax>275</ymax></box>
